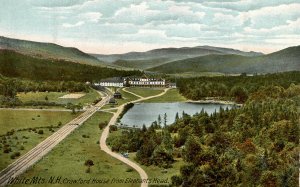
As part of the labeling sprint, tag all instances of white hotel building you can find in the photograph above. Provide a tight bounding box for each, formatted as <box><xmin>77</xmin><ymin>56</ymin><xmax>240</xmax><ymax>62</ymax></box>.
<box><xmin>96</xmin><ymin>76</ymin><xmax>166</xmax><ymax>88</ymax></box>
<box><xmin>126</xmin><ymin>77</ymin><xmax>166</xmax><ymax>87</ymax></box>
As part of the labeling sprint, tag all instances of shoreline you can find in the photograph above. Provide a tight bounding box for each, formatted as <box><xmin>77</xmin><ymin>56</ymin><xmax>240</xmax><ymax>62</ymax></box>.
<box><xmin>186</xmin><ymin>99</ymin><xmax>243</xmax><ymax>106</ymax></box>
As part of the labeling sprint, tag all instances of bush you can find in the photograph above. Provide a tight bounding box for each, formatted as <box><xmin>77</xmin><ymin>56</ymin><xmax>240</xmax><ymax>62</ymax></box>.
<box><xmin>99</xmin><ymin>122</ymin><xmax>108</xmax><ymax>130</ymax></box>
<box><xmin>38</xmin><ymin>130</ymin><xmax>44</xmax><ymax>134</ymax></box>
<box><xmin>20</xmin><ymin>146</ymin><xmax>25</xmax><ymax>150</ymax></box>
<box><xmin>14</xmin><ymin>152</ymin><xmax>21</xmax><ymax>157</ymax></box>
<box><xmin>109</xmin><ymin>125</ymin><xmax>118</xmax><ymax>132</ymax></box>
<box><xmin>126</xmin><ymin>168</ymin><xmax>134</xmax><ymax>172</ymax></box>
<box><xmin>3</xmin><ymin>148</ymin><xmax>11</xmax><ymax>153</ymax></box>
<box><xmin>10</xmin><ymin>154</ymin><xmax>16</xmax><ymax>159</ymax></box>
<box><xmin>171</xmin><ymin>175</ymin><xmax>183</xmax><ymax>186</ymax></box>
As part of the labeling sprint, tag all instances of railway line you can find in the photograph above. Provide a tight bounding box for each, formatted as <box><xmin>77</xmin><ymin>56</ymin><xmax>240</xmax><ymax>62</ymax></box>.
<box><xmin>0</xmin><ymin>91</ymin><xmax>110</xmax><ymax>186</ymax></box>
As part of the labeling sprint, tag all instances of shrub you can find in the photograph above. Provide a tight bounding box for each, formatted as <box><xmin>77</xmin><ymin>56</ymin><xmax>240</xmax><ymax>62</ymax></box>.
<box><xmin>10</xmin><ymin>155</ymin><xmax>16</xmax><ymax>159</ymax></box>
<box><xmin>20</xmin><ymin>146</ymin><xmax>25</xmax><ymax>150</ymax></box>
<box><xmin>38</xmin><ymin>130</ymin><xmax>44</xmax><ymax>134</ymax></box>
<box><xmin>3</xmin><ymin>148</ymin><xmax>11</xmax><ymax>153</ymax></box>
<box><xmin>171</xmin><ymin>175</ymin><xmax>183</xmax><ymax>186</ymax></box>
<box><xmin>126</xmin><ymin>168</ymin><xmax>134</xmax><ymax>172</ymax></box>
<box><xmin>99</xmin><ymin>122</ymin><xmax>108</xmax><ymax>130</ymax></box>
<box><xmin>109</xmin><ymin>125</ymin><xmax>118</xmax><ymax>132</ymax></box>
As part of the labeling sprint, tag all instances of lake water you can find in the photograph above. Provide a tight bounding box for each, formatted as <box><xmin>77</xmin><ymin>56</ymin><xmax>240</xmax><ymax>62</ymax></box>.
<box><xmin>120</xmin><ymin>102</ymin><xmax>233</xmax><ymax>127</ymax></box>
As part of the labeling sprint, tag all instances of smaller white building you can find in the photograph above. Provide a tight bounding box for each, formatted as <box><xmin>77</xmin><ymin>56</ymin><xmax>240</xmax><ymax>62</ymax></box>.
<box><xmin>95</xmin><ymin>77</ymin><xmax>124</xmax><ymax>87</ymax></box>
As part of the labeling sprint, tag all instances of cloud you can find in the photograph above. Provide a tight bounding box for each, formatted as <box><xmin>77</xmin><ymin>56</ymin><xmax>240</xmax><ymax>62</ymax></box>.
<box><xmin>241</xmin><ymin>3</ymin><xmax>300</xmax><ymax>29</ymax></box>
<box><xmin>0</xmin><ymin>0</ymin><xmax>299</xmax><ymax>54</ymax></box>
<box><xmin>244</xmin><ymin>18</ymin><xmax>300</xmax><ymax>36</ymax></box>
<box><xmin>111</xmin><ymin>2</ymin><xmax>205</xmax><ymax>25</ymax></box>
<box><xmin>80</xmin><ymin>12</ymin><xmax>102</xmax><ymax>23</ymax></box>
<box><xmin>62</xmin><ymin>21</ymin><xmax>84</xmax><ymax>28</ymax></box>
<box><xmin>205</xmin><ymin>0</ymin><xmax>299</xmax><ymax>11</ymax></box>
<box><xmin>30</xmin><ymin>0</ymin><xmax>96</xmax><ymax>8</ymax></box>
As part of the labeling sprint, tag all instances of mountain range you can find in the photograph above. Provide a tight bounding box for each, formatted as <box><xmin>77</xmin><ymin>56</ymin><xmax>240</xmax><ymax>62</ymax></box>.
<box><xmin>148</xmin><ymin>46</ymin><xmax>300</xmax><ymax>74</ymax></box>
<box><xmin>0</xmin><ymin>36</ymin><xmax>299</xmax><ymax>75</ymax></box>
<box><xmin>92</xmin><ymin>46</ymin><xmax>263</xmax><ymax>69</ymax></box>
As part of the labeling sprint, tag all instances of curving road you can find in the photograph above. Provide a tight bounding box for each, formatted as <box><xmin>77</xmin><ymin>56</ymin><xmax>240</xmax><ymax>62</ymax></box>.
<box><xmin>100</xmin><ymin>88</ymin><xmax>170</xmax><ymax>187</ymax></box>
<box><xmin>0</xmin><ymin>91</ymin><xmax>110</xmax><ymax>186</ymax></box>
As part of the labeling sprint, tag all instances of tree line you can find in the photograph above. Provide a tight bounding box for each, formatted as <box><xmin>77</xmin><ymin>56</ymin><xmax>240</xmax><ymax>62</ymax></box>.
<box><xmin>0</xmin><ymin>75</ymin><xmax>90</xmax><ymax>107</ymax></box>
<box><xmin>175</xmin><ymin>71</ymin><xmax>300</xmax><ymax>103</ymax></box>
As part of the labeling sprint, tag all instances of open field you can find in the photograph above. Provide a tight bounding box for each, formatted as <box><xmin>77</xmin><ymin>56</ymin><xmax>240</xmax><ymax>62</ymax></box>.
<box><xmin>0</xmin><ymin>110</ymin><xmax>77</xmax><ymax>135</ymax></box>
<box><xmin>0</xmin><ymin>127</ymin><xmax>60</xmax><ymax>171</ymax></box>
<box><xmin>14</xmin><ymin>112</ymin><xmax>140</xmax><ymax>187</ymax></box>
<box><xmin>125</xmin><ymin>87</ymin><xmax>164</xmax><ymax>98</ymax></box>
<box><xmin>59</xmin><ymin>93</ymin><xmax>86</xmax><ymax>99</ymax></box>
<box><xmin>143</xmin><ymin>89</ymin><xmax>187</xmax><ymax>103</ymax></box>
<box><xmin>17</xmin><ymin>89</ymin><xmax>100</xmax><ymax>106</ymax></box>
<box><xmin>0</xmin><ymin>110</ymin><xmax>79</xmax><ymax>170</ymax></box>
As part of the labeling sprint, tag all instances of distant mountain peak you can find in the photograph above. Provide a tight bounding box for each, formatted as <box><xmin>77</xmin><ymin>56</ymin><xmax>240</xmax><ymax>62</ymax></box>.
<box><xmin>91</xmin><ymin>45</ymin><xmax>264</xmax><ymax>69</ymax></box>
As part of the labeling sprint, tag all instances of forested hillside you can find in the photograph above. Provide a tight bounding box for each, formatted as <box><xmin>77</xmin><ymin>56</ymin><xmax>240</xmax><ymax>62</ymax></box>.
<box><xmin>168</xmin><ymin>84</ymin><xmax>299</xmax><ymax>186</ymax></box>
<box><xmin>0</xmin><ymin>50</ymin><xmax>141</xmax><ymax>82</ymax></box>
<box><xmin>0</xmin><ymin>36</ymin><xmax>103</xmax><ymax>66</ymax></box>
<box><xmin>108</xmin><ymin>71</ymin><xmax>300</xmax><ymax>186</ymax></box>
<box><xmin>176</xmin><ymin>71</ymin><xmax>300</xmax><ymax>102</ymax></box>
<box><xmin>149</xmin><ymin>46</ymin><xmax>300</xmax><ymax>74</ymax></box>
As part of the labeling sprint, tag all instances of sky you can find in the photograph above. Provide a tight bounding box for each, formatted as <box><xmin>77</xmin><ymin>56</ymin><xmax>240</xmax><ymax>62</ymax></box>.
<box><xmin>0</xmin><ymin>0</ymin><xmax>299</xmax><ymax>54</ymax></box>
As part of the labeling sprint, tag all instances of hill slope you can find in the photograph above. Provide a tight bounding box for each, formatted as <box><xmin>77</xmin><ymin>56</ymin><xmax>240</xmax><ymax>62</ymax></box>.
<box><xmin>92</xmin><ymin>46</ymin><xmax>263</xmax><ymax>69</ymax></box>
<box><xmin>148</xmin><ymin>46</ymin><xmax>300</xmax><ymax>74</ymax></box>
<box><xmin>0</xmin><ymin>36</ymin><xmax>103</xmax><ymax>66</ymax></box>
<box><xmin>0</xmin><ymin>49</ymin><xmax>141</xmax><ymax>81</ymax></box>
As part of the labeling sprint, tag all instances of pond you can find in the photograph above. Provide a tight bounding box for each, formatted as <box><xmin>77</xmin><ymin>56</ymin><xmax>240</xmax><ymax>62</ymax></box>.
<box><xmin>120</xmin><ymin>102</ymin><xmax>234</xmax><ymax>127</ymax></box>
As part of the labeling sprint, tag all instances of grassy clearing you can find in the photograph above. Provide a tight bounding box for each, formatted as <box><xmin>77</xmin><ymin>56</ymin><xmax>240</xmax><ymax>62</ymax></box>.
<box><xmin>143</xmin><ymin>89</ymin><xmax>187</xmax><ymax>103</ymax></box>
<box><xmin>17</xmin><ymin>89</ymin><xmax>100</xmax><ymax>107</ymax></box>
<box><xmin>15</xmin><ymin>112</ymin><xmax>140</xmax><ymax>187</ymax></box>
<box><xmin>0</xmin><ymin>128</ymin><xmax>59</xmax><ymax>171</ymax></box>
<box><xmin>125</xmin><ymin>87</ymin><xmax>164</xmax><ymax>98</ymax></box>
<box><xmin>0</xmin><ymin>110</ymin><xmax>78</xmax><ymax>170</ymax></box>
<box><xmin>0</xmin><ymin>110</ymin><xmax>77</xmax><ymax>135</ymax></box>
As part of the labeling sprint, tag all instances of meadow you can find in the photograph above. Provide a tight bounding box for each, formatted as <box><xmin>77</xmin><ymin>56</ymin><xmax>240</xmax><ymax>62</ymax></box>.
<box><xmin>125</xmin><ymin>87</ymin><xmax>164</xmax><ymax>98</ymax></box>
<box><xmin>143</xmin><ymin>89</ymin><xmax>187</xmax><ymax>103</ymax></box>
<box><xmin>14</xmin><ymin>112</ymin><xmax>140</xmax><ymax>187</ymax></box>
<box><xmin>17</xmin><ymin>89</ymin><xmax>100</xmax><ymax>107</ymax></box>
<box><xmin>0</xmin><ymin>110</ymin><xmax>78</xmax><ymax>170</ymax></box>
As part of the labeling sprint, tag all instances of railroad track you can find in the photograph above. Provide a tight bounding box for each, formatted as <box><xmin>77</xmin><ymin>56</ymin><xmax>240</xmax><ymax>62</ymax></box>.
<box><xmin>0</xmin><ymin>93</ymin><xmax>109</xmax><ymax>186</ymax></box>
